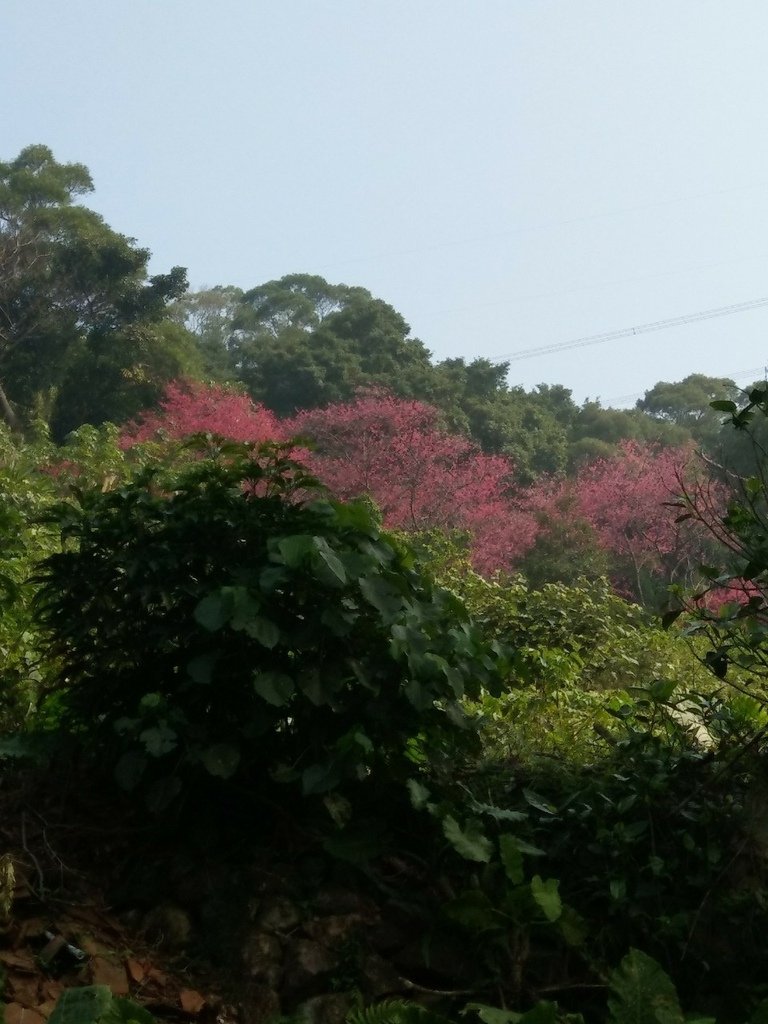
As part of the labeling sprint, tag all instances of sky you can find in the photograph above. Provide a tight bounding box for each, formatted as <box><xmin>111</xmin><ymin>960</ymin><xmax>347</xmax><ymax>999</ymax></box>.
<box><xmin>5</xmin><ymin>0</ymin><xmax>768</xmax><ymax>408</ymax></box>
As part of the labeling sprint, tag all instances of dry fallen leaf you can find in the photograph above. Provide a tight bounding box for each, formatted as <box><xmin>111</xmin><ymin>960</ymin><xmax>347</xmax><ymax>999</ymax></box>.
<box><xmin>179</xmin><ymin>989</ymin><xmax>206</xmax><ymax>1014</ymax></box>
<box><xmin>126</xmin><ymin>957</ymin><xmax>147</xmax><ymax>984</ymax></box>
<box><xmin>4</xmin><ymin>1002</ymin><xmax>46</xmax><ymax>1024</ymax></box>
<box><xmin>89</xmin><ymin>955</ymin><xmax>130</xmax><ymax>995</ymax></box>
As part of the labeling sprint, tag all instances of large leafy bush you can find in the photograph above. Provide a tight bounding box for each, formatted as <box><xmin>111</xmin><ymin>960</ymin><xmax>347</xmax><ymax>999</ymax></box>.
<box><xmin>33</xmin><ymin>440</ymin><xmax>506</xmax><ymax>811</ymax></box>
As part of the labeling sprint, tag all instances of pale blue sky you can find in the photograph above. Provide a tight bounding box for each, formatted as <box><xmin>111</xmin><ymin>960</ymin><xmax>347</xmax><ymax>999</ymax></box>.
<box><xmin>6</xmin><ymin>1</ymin><xmax>768</xmax><ymax>406</ymax></box>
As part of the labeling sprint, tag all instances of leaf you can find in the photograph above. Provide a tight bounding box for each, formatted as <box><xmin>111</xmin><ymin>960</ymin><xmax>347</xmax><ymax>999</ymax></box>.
<box><xmin>499</xmin><ymin>834</ymin><xmax>524</xmax><ymax>884</ymax></box>
<box><xmin>312</xmin><ymin>536</ymin><xmax>347</xmax><ymax>585</ymax></box>
<box><xmin>607</xmin><ymin>948</ymin><xmax>684</xmax><ymax>1024</ymax></box>
<box><xmin>114</xmin><ymin>751</ymin><xmax>147</xmax><ymax>791</ymax></box>
<box><xmin>530</xmin><ymin>875</ymin><xmax>562</xmax><ymax>922</ymax></box>
<box><xmin>464</xmin><ymin>1006</ymin><xmax>520</xmax><ymax>1024</ymax></box>
<box><xmin>407</xmin><ymin>778</ymin><xmax>431</xmax><ymax>810</ymax></box>
<box><xmin>200</xmin><ymin>743</ymin><xmax>240</xmax><ymax>779</ymax></box>
<box><xmin>48</xmin><ymin>986</ymin><xmax>114</xmax><ymax>1024</ymax></box>
<box><xmin>322</xmin><ymin>828</ymin><xmax>384</xmax><ymax>865</ymax></box>
<box><xmin>709</xmin><ymin>400</ymin><xmax>738</xmax><ymax>412</ymax></box>
<box><xmin>663</xmin><ymin>602</ymin><xmax>684</xmax><ymax>626</ymax></box>
<box><xmin>253</xmin><ymin>671</ymin><xmax>294</xmax><ymax>706</ymax></box>
<box><xmin>323</xmin><ymin>792</ymin><xmax>352</xmax><ymax>827</ymax></box>
<box><xmin>186</xmin><ymin>653</ymin><xmax>218</xmax><ymax>684</ymax></box>
<box><xmin>443</xmin><ymin>815</ymin><xmax>493</xmax><ymax>863</ymax></box>
<box><xmin>139</xmin><ymin>723</ymin><xmax>178</xmax><ymax>757</ymax></box>
<box><xmin>471</xmin><ymin>799</ymin><xmax>527</xmax><ymax>823</ymax></box>
<box><xmin>145</xmin><ymin>775</ymin><xmax>182</xmax><ymax>814</ymax></box>
<box><xmin>194</xmin><ymin>592</ymin><xmax>229</xmax><ymax>631</ymax></box>
<box><xmin>276</xmin><ymin>534</ymin><xmax>316</xmax><ymax>567</ymax></box>
<box><xmin>522</xmin><ymin>789</ymin><xmax>557</xmax><ymax>815</ymax></box>
<box><xmin>243</xmin><ymin>615</ymin><xmax>281</xmax><ymax>648</ymax></box>
<box><xmin>443</xmin><ymin>890</ymin><xmax>505</xmax><ymax>932</ymax></box>
<box><xmin>558</xmin><ymin>905</ymin><xmax>588</xmax><ymax>947</ymax></box>
<box><xmin>106</xmin><ymin>998</ymin><xmax>157</xmax><ymax>1024</ymax></box>
<box><xmin>302</xmin><ymin>761</ymin><xmax>341</xmax><ymax>795</ymax></box>
<box><xmin>359</xmin><ymin>573</ymin><xmax>404</xmax><ymax>620</ymax></box>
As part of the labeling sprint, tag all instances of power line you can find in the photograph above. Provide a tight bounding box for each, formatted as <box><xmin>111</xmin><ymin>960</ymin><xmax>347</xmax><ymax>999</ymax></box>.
<box><xmin>493</xmin><ymin>297</ymin><xmax>768</xmax><ymax>364</ymax></box>
<box><xmin>607</xmin><ymin>364</ymin><xmax>768</xmax><ymax>407</ymax></box>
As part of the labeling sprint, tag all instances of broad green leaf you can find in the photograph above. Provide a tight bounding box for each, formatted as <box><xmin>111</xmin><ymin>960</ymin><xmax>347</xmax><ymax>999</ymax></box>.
<box><xmin>523</xmin><ymin>789</ymin><xmax>557</xmax><ymax>815</ymax></box>
<box><xmin>114</xmin><ymin>751</ymin><xmax>147</xmax><ymax>792</ymax></box>
<box><xmin>443</xmin><ymin>815</ymin><xmax>493</xmax><ymax>863</ymax></box>
<box><xmin>404</xmin><ymin>676</ymin><xmax>432</xmax><ymax>710</ymax></box>
<box><xmin>276</xmin><ymin>534</ymin><xmax>316</xmax><ymax>567</ymax></box>
<box><xmin>139</xmin><ymin>723</ymin><xmax>178</xmax><ymax>757</ymax></box>
<box><xmin>607</xmin><ymin>948</ymin><xmax>684</xmax><ymax>1024</ymax></box>
<box><xmin>187</xmin><ymin>653</ymin><xmax>218</xmax><ymax>684</ymax></box>
<box><xmin>558</xmin><ymin>905</ymin><xmax>587</xmax><ymax>947</ymax></box>
<box><xmin>464</xmin><ymin>1006</ymin><xmax>520</xmax><ymax>1024</ymax></box>
<box><xmin>258</xmin><ymin>565</ymin><xmax>287</xmax><ymax>592</ymax></box>
<box><xmin>243</xmin><ymin>615</ymin><xmax>281</xmax><ymax>648</ymax></box>
<box><xmin>228</xmin><ymin>587</ymin><xmax>261</xmax><ymax>631</ymax></box>
<box><xmin>145</xmin><ymin>775</ymin><xmax>182</xmax><ymax>814</ymax></box>
<box><xmin>499</xmin><ymin>834</ymin><xmax>524</xmax><ymax>884</ymax></box>
<box><xmin>407</xmin><ymin>778</ymin><xmax>431</xmax><ymax>810</ymax></box>
<box><xmin>443</xmin><ymin>890</ymin><xmax>505</xmax><ymax>931</ymax></box>
<box><xmin>530</xmin><ymin>875</ymin><xmax>562</xmax><ymax>922</ymax></box>
<box><xmin>312</xmin><ymin>535</ymin><xmax>347</xmax><ymax>585</ymax></box>
<box><xmin>302</xmin><ymin>761</ymin><xmax>341</xmax><ymax>795</ymax></box>
<box><xmin>517</xmin><ymin>1004</ymin><xmax>559</xmax><ymax>1024</ymax></box>
<box><xmin>48</xmin><ymin>986</ymin><xmax>114</xmax><ymax>1024</ymax></box>
<box><xmin>709</xmin><ymin>399</ymin><xmax>737</xmax><ymax>412</ymax></box>
<box><xmin>253</xmin><ymin>671</ymin><xmax>294</xmax><ymax>706</ymax></box>
<box><xmin>201</xmin><ymin>743</ymin><xmax>240</xmax><ymax>779</ymax></box>
<box><xmin>359</xmin><ymin>573</ymin><xmax>403</xmax><ymax>620</ymax></box>
<box><xmin>472</xmin><ymin>799</ymin><xmax>527</xmax><ymax>823</ymax></box>
<box><xmin>320</xmin><ymin>605</ymin><xmax>355</xmax><ymax>637</ymax></box>
<box><xmin>297</xmin><ymin>668</ymin><xmax>333</xmax><ymax>706</ymax></box>
<box><xmin>106</xmin><ymin>998</ymin><xmax>157</xmax><ymax>1024</ymax></box>
<box><xmin>194</xmin><ymin>592</ymin><xmax>229</xmax><ymax>631</ymax></box>
<box><xmin>138</xmin><ymin>692</ymin><xmax>163</xmax><ymax>711</ymax></box>
<box><xmin>322</xmin><ymin>828</ymin><xmax>384</xmax><ymax>865</ymax></box>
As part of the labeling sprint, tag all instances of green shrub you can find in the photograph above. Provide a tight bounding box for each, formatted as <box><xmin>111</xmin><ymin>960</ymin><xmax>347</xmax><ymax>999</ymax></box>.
<box><xmin>33</xmin><ymin>440</ymin><xmax>507</xmax><ymax>812</ymax></box>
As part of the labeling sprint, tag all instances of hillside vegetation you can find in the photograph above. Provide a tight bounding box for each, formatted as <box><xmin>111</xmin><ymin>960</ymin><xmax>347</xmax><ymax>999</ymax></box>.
<box><xmin>3</xmin><ymin>145</ymin><xmax>768</xmax><ymax>1024</ymax></box>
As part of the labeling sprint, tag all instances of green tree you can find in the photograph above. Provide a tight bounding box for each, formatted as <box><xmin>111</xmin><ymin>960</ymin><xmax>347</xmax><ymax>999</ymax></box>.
<box><xmin>637</xmin><ymin>373</ymin><xmax>740</xmax><ymax>451</ymax></box>
<box><xmin>569</xmin><ymin>400</ymin><xmax>690</xmax><ymax>469</ymax></box>
<box><xmin>0</xmin><ymin>145</ymin><xmax>188</xmax><ymax>432</ymax></box>
<box><xmin>169</xmin><ymin>284</ymin><xmax>243</xmax><ymax>380</ymax></box>
<box><xmin>223</xmin><ymin>274</ymin><xmax>434</xmax><ymax>415</ymax></box>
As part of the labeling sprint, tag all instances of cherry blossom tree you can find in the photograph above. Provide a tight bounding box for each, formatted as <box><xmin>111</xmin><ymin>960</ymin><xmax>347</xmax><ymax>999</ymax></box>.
<box><xmin>518</xmin><ymin>441</ymin><xmax>715</xmax><ymax>602</ymax></box>
<box><xmin>120</xmin><ymin>380</ymin><xmax>280</xmax><ymax>447</ymax></box>
<box><xmin>285</xmin><ymin>390</ymin><xmax>533</xmax><ymax>573</ymax></box>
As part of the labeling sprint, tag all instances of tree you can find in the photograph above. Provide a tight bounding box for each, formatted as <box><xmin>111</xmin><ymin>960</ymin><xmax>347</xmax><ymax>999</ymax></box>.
<box><xmin>427</xmin><ymin>361</ymin><xmax>573</xmax><ymax>483</ymax></box>
<box><xmin>285</xmin><ymin>390</ymin><xmax>531</xmax><ymax>574</ymax></box>
<box><xmin>169</xmin><ymin>284</ymin><xmax>244</xmax><ymax>380</ymax></box>
<box><xmin>0</xmin><ymin>145</ymin><xmax>188</xmax><ymax>431</ymax></box>
<box><xmin>671</xmin><ymin>385</ymin><xmax>768</xmax><ymax>679</ymax></box>
<box><xmin>518</xmin><ymin>441</ymin><xmax>706</xmax><ymax>603</ymax></box>
<box><xmin>637</xmin><ymin>373</ymin><xmax>741</xmax><ymax>452</ymax></box>
<box><xmin>569</xmin><ymin>400</ymin><xmax>690</xmax><ymax>470</ymax></box>
<box><xmin>120</xmin><ymin>379</ymin><xmax>279</xmax><ymax>447</ymax></box>
<box><xmin>178</xmin><ymin>274</ymin><xmax>435</xmax><ymax>417</ymax></box>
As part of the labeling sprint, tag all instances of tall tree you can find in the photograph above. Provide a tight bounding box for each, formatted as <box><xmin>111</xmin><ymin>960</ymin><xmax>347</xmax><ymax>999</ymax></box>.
<box><xmin>285</xmin><ymin>390</ymin><xmax>531</xmax><ymax>574</ymax></box>
<box><xmin>120</xmin><ymin>379</ymin><xmax>279</xmax><ymax>446</ymax></box>
<box><xmin>0</xmin><ymin>145</ymin><xmax>188</xmax><ymax>431</ymax></box>
<box><xmin>180</xmin><ymin>274</ymin><xmax>435</xmax><ymax>416</ymax></box>
<box><xmin>637</xmin><ymin>373</ymin><xmax>741</xmax><ymax>451</ymax></box>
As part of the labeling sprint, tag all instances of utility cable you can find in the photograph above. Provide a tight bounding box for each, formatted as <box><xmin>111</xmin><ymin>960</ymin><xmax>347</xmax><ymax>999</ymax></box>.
<box><xmin>493</xmin><ymin>297</ymin><xmax>768</xmax><ymax>364</ymax></box>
